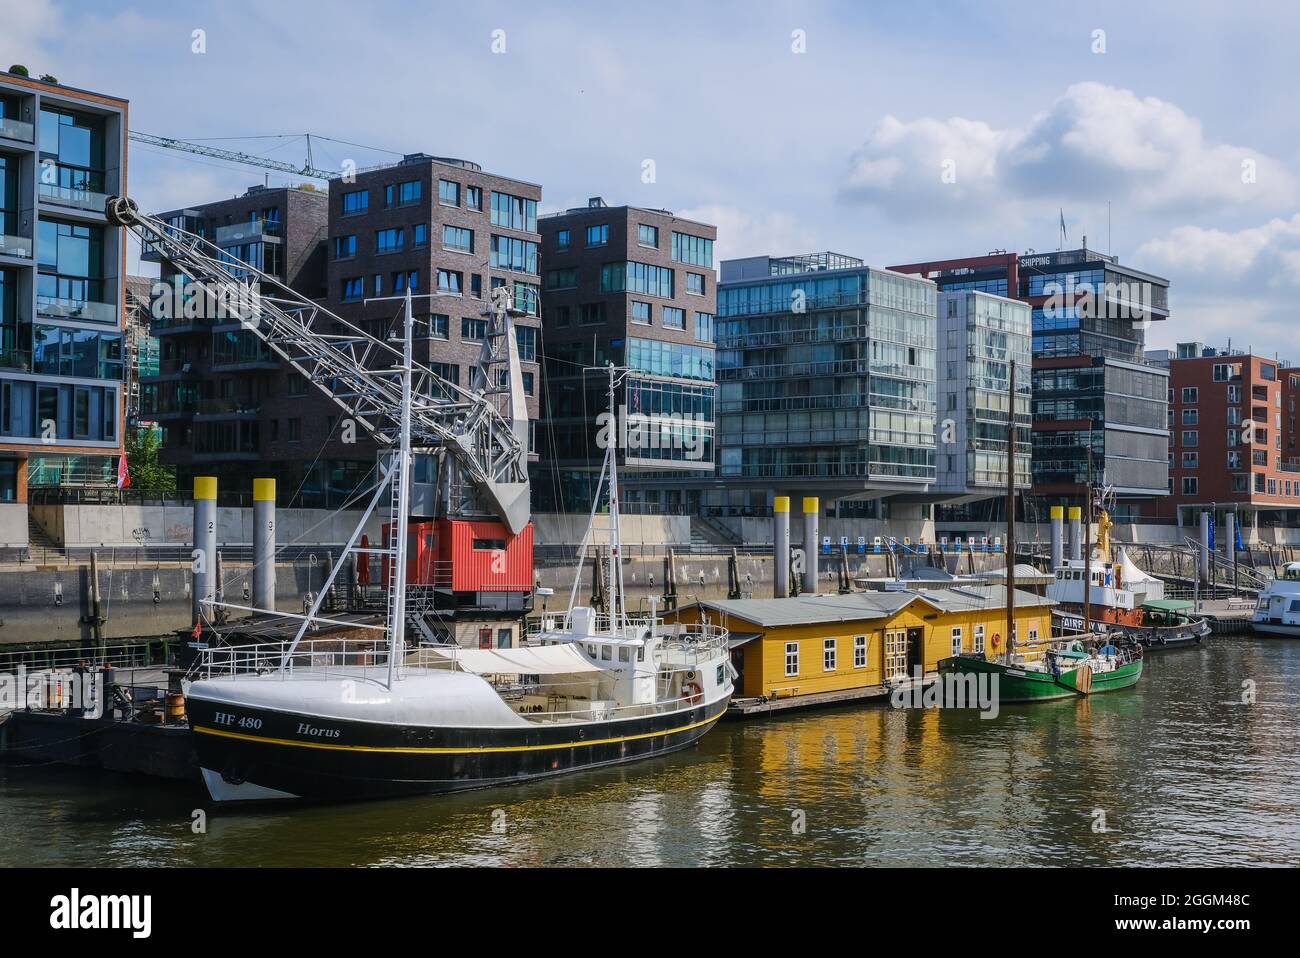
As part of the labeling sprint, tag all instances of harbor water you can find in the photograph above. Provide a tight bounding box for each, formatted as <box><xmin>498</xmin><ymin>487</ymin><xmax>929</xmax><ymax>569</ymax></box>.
<box><xmin>1</xmin><ymin>636</ymin><xmax>1296</xmax><ymax>867</ymax></box>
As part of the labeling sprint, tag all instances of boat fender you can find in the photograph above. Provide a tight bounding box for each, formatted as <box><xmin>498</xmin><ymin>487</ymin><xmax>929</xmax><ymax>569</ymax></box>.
<box><xmin>683</xmin><ymin>681</ymin><xmax>703</xmax><ymax>705</ymax></box>
<box><xmin>991</xmin><ymin>633</ymin><xmax>1001</xmax><ymax>649</ymax></box>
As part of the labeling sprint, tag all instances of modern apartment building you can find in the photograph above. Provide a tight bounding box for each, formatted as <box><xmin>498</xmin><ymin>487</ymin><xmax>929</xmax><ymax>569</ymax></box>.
<box><xmin>1153</xmin><ymin>343</ymin><xmax>1300</xmax><ymax>527</ymax></box>
<box><xmin>932</xmin><ymin>289</ymin><xmax>1032</xmax><ymax>502</ymax></box>
<box><xmin>535</xmin><ymin>198</ymin><xmax>717</xmax><ymax>513</ymax></box>
<box><xmin>709</xmin><ymin>253</ymin><xmax>937</xmax><ymax>517</ymax></box>
<box><xmin>139</xmin><ymin>184</ymin><xmax>331</xmax><ymax>499</ymax></box>
<box><xmin>891</xmin><ymin>246</ymin><xmax>1171</xmax><ymax>518</ymax></box>
<box><xmin>0</xmin><ymin>70</ymin><xmax>128</xmax><ymax>501</ymax></box>
<box><xmin>325</xmin><ymin>154</ymin><xmax>544</xmax><ymax>499</ymax></box>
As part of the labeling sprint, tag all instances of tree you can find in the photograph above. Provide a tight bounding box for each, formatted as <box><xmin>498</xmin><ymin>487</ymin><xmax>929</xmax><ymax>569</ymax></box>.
<box><xmin>8</xmin><ymin>65</ymin><xmax>28</xmax><ymax>76</ymax></box>
<box><xmin>124</xmin><ymin>426</ymin><xmax>176</xmax><ymax>495</ymax></box>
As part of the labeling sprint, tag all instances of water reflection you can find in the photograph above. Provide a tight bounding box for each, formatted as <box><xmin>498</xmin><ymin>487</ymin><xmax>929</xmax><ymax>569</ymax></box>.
<box><xmin>1</xmin><ymin>638</ymin><xmax>1296</xmax><ymax>867</ymax></box>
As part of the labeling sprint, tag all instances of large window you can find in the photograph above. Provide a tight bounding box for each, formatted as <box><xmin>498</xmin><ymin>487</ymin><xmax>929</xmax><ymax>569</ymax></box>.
<box><xmin>662</xmin><ymin>306</ymin><xmax>685</xmax><ymax>329</ymax></box>
<box><xmin>585</xmin><ymin>224</ymin><xmax>608</xmax><ymax>247</ymax></box>
<box><xmin>438</xmin><ymin>179</ymin><xmax>460</xmax><ymax>206</ymax></box>
<box><xmin>341</xmin><ymin>190</ymin><xmax>368</xmax><ymax>215</ymax></box>
<box><xmin>637</xmin><ymin>224</ymin><xmax>659</xmax><ymax>247</ymax></box>
<box><xmin>397</xmin><ymin>180</ymin><xmax>421</xmax><ymax>205</ymax></box>
<box><xmin>784</xmin><ymin>642</ymin><xmax>799</xmax><ymax>677</ymax></box>
<box><xmin>546</xmin><ymin>268</ymin><xmax>577</xmax><ymax>290</ymax></box>
<box><xmin>490</xmin><ymin>191</ymin><xmax>537</xmax><ymax>232</ymax></box>
<box><xmin>694</xmin><ymin>311</ymin><xmax>714</xmax><ymax>343</ymax></box>
<box><xmin>671</xmin><ymin>231</ymin><xmax>713</xmax><ymax>267</ymax></box>
<box><xmin>38</xmin><ymin>220</ymin><xmax>104</xmax><ymax>308</ymax></box>
<box><xmin>443</xmin><ymin>225</ymin><xmax>473</xmax><ymax>253</ymax></box>
<box><xmin>437</xmin><ymin>269</ymin><xmax>463</xmax><ymax>294</ymax></box>
<box><xmin>375</xmin><ymin>228</ymin><xmax>404</xmax><ymax>254</ymax></box>
<box><xmin>490</xmin><ymin>235</ymin><xmax>538</xmax><ymax>273</ymax></box>
<box><xmin>601</xmin><ymin>261</ymin><xmax>673</xmax><ymax>298</ymax></box>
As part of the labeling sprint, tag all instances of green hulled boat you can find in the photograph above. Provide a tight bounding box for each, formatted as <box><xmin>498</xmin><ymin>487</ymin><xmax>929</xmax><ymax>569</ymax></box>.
<box><xmin>938</xmin><ymin>641</ymin><xmax>1143</xmax><ymax>703</ymax></box>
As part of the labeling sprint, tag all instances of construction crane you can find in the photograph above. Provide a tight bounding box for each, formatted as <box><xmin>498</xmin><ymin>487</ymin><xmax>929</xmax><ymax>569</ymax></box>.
<box><xmin>105</xmin><ymin>193</ymin><xmax>531</xmax><ymax>534</ymax></box>
<box><xmin>127</xmin><ymin>131</ymin><xmax>397</xmax><ymax>181</ymax></box>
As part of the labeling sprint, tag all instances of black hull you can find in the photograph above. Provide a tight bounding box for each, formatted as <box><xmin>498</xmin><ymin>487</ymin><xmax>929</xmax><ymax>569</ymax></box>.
<box><xmin>187</xmin><ymin>695</ymin><xmax>729</xmax><ymax>803</ymax></box>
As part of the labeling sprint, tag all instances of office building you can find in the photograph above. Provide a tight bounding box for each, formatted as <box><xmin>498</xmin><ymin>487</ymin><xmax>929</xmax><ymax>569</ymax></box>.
<box><xmin>1155</xmin><ymin>342</ymin><xmax>1300</xmax><ymax>527</ymax></box>
<box><xmin>891</xmin><ymin>246</ymin><xmax>1171</xmax><ymax>517</ymax></box>
<box><xmin>0</xmin><ymin>70</ymin><xmax>128</xmax><ymax>501</ymax></box>
<box><xmin>535</xmin><ymin>198</ymin><xmax>717</xmax><ymax>513</ymax></box>
<box><xmin>710</xmin><ymin>252</ymin><xmax>937</xmax><ymax>517</ymax></box>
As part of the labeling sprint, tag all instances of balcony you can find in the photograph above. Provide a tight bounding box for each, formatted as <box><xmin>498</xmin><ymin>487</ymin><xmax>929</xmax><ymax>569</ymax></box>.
<box><xmin>0</xmin><ymin>229</ymin><xmax>32</xmax><ymax>260</ymax></box>
<box><xmin>195</xmin><ymin>399</ymin><xmax>262</xmax><ymax>418</ymax></box>
<box><xmin>214</xmin><ymin>219</ymin><xmax>280</xmax><ymax>245</ymax></box>
<box><xmin>0</xmin><ymin>348</ymin><xmax>31</xmax><ymax>372</ymax></box>
<box><xmin>37</xmin><ymin>296</ymin><xmax>118</xmax><ymax>325</ymax></box>
<box><xmin>0</xmin><ymin>116</ymin><xmax>34</xmax><ymax>143</ymax></box>
<box><xmin>39</xmin><ymin>174</ymin><xmax>115</xmax><ymax>214</ymax></box>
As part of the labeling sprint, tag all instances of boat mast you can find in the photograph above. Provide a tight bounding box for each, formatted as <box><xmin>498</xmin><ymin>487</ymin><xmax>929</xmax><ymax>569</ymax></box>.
<box><xmin>1082</xmin><ymin>446</ymin><xmax>1093</xmax><ymax>641</ymax></box>
<box><xmin>604</xmin><ymin>363</ymin><xmax>626</xmax><ymax>632</ymax></box>
<box><xmin>1005</xmin><ymin>360</ymin><xmax>1016</xmax><ymax>665</ymax></box>
<box><xmin>385</xmin><ymin>287</ymin><xmax>415</xmax><ymax>689</ymax></box>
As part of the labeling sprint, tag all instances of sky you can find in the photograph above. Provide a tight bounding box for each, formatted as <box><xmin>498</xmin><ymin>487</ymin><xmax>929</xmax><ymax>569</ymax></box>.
<box><xmin>4</xmin><ymin>0</ymin><xmax>1298</xmax><ymax>356</ymax></box>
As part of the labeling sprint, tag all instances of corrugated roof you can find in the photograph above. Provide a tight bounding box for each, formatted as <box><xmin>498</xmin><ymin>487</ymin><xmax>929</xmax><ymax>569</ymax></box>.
<box><xmin>690</xmin><ymin>585</ymin><xmax>1054</xmax><ymax>629</ymax></box>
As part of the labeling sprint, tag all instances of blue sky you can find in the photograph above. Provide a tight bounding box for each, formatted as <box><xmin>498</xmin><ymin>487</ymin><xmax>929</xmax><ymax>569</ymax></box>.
<box><xmin>5</xmin><ymin>0</ymin><xmax>1298</xmax><ymax>355</ymax></box>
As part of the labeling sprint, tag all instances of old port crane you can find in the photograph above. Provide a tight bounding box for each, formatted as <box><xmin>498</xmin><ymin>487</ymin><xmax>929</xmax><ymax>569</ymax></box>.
<box><xmin>104</xmin><ymin>193</ymin><xmax>535</xmax><ymax>645</ymax></box>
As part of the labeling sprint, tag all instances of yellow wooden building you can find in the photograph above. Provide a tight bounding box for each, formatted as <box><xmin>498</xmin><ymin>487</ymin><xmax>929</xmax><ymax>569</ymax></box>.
<box><xmin>667</xmin><ymin>586</ymin><xmax>1053</xmax><ymax>713</ymax></box>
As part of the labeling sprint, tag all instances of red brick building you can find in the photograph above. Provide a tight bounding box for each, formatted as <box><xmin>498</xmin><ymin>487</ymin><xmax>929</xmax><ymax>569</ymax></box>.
<box><xmin>1159</xmin><ymin>344</ymin><xmax>1300</xmax><ymax>528</ymax></box>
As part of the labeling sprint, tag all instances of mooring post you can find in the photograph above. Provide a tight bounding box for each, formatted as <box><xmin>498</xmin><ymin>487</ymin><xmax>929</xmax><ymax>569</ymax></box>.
<box><xmin>802</xmin><ymin>497</ymin><xmax>819</xmax><ymax>595</ymax></box>
<box><xmin>192</xmin><ymin>477</ymin><xmax>218</xmax><ymax>625</ymax></box>
<box><xmin>253</xmin><ymin>478</ymin><xmax>277</xmax><ymax>614</ymax></box>
<box><xmin>773</xmin><ymin>496</ymin><xmax>790</xmax><ymax>598</ymax></box>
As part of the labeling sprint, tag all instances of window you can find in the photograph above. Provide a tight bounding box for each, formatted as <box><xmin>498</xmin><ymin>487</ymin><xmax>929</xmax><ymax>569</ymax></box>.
<box><xmin>686</xmin><ymin>272</ymin><xmax>706</xmax><ymax>295</ymax></box>
<box><xmin>601</xmin><ymin>261</ymin><xmax>674</xmax><ymax>297</ymax></box>
<box><xmin>515</xmin><ymin>325</ymin><xmax>537</xmax><ymax>362</ymax></box>
<box><xmin>466</xmin><ymin>186</ymin><xmax>482</xmax><ymax>211</ymax></box>
<box><xmin>397</xmin><ymin>180</ymin><xmax>421</xmax><ymax>205</ymax></box>
<box><xmin>412</xmin><ymin>224</ymin><xmax>428</xmax><ymax>248</ymax></box>
<box><xmin>662</xmin><ymin>306</ymin><xmax>685</xmax><ymax>329</ymax></box>
<box><xmin>637</xmin><ymin>224</ymin><xmax>659</xmax><ymax>247</ymax></box>
<box><xmin>579</xmin><ymin>302</ymin><xmax>606</xmax><ymax>325</ymax></box>
<box><xmin>341</xmin><ymin>190</ymin><xmax>368</xmax><ymax>215</ymax></box>
<box><xmin>784</xmin><ymin>641</ymin><xmax>799</xmax><ymax>677</ymax></box>
<box><xmin>853</xmin><ymin>635</ymin><xmax>867</xmax><ymax>668</ymax></box>
<box><xmin>461</xmin><ymin>317</ymin><xmax>488</xmax><ymax>341</ymax></box>
<box><xmin>950</xmin><ymin>627</ymin><xmax>963</xmax><ymax>657</ymax></box>
<box><xmin>585</xmin><ymin>224</ymin><xmax>608</xmax><ymax>247</ymax></box>
<box><xmin>1182</xmin><ymin>408</ymin><xmax>1199</xmax><ymax>425</ymax></box>
<box><xmin>556</xmin><ymin>229</ymin><xmax>571</xmax><ymax>250</ymax></box>
<box><xmin>375</xmin><ymin>228</ymin><xmax>404</xmax><ymax>254</ymax></box>
<box><xmin>1227</xmin><ymin>384</ymin><xmax>1241</xmax><ymax>403</ymax></box>
<box><xmin>392</xmin><ymin>269</ymin><xmax>418</xmax><ymax>292</ymax></box>
<box><xmin>1181</xmin><ymin>386</ymin><xmax>1198</xmax><ymax>403</ymax></box>
<box><xmin>546</xmin><ymin>268</ymin><xmax>577</xmax><ymax>290</ymax></box>
<box><xmin>373</xmin><ymin>273</ymin><xmax>382</xmax><ymax>297</ymax></box>
<box><xmin>630</xmin><ymin>301</ymin><xmax>652</xmax><ymax>325</ymax></box>
<box><xmin>522</xmin><ymin>371</ymin><xmax>534</xmax><ymax>395</ymax></box>
<box><xmin>333</xmin><ymin>235</ymin><xmax>356</xmax><ymax>259</ymax></box>
<box><xmin>1182</xmin><ymin>430</ymin><xmax>1198</xmax><ymax>447</ymax></box>
<box><xmin>694</xmin><ymin>311</ymin><xmax>714</xmax><ymax>343</ymax></box>
<box><xmin>439</xmin><ymin>179</ymin><xmax>460</xmax><ymax>206</ymax></box>
<box><xmin>428</xmin><ymin>314</ymin><xmax>450</xmax><ymax>339</ymax></box>
<box><xmin>490</xmin><ymin>235</ymin><xmax>539</xmax><ymax>273</ymax></box>
<box><xmin>1182</xmin><ymin>451</ymin><xmax>1198</xmax><ymax>468</ymax></box>
<box><xmin>472</xmin><ymin>537</ymin><xmax>507</xmax><ymax>551</ymax></box>
<box><xmin>443</xmin><ymin>225</ymin><xmax>473</xmax><ymax>253</ymax></box>
<box><xmin>490</xmin><ymin>191</ymin><xmax>538</xmax><ymax>232</ymax></box>
<box><xmin>1213</xmin><ymin>363</ymin><xmax>1233</xmax><ymax>382</ymax></box>
<box><xmin>287</xmin><ymin>417</ymin><xmax>301</xmax><ymax>441</ymax></box>
<box><xmin>1227</xmin><ymin>450</ymin><xmax>1241</xmax><ymax>469</ymax></box>
<box><xmin>1182</xmin><ymin>476</ymin><xmax>1198</xmax><ymax>495</ymax></box>
<box><xmin>671</xmin><ymin>231</ymin><xmax>713</xmax><ymax>267</ymax></box>
<box><xmin>437</xmin><ymin>269</ymin><xmax>463</xmax><ymax>294</ymax></box>
<box><xmin>974</xmin><ymin>624</ymin><xmax>985</xmax><ymax>654</ymax></box>
<box><xmin>341</xmin><ymin>277</ymin><xmax>363</xmax><ymax>301</ymax></box>
<box><xmin>287</xmin><ymin>373</ymin><xmax>307</xmax><ymax>396</ymax></box>
<box><xmin>823</xmin><ymin>638</ymin><xmax>836</xmax><ymax>672</ymax></box>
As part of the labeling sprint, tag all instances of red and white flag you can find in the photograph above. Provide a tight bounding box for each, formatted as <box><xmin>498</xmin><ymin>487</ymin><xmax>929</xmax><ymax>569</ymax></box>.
<box><xmin>116</xmin><ymin>455</ymin><xmax>130</xmax><ymax>490</ymax></box>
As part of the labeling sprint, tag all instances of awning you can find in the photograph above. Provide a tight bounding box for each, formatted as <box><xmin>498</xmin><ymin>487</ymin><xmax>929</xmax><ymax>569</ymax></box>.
<box><xmin>727</xmin><ymin>632</ymin><xmax>761</xmax><ymax>650</ymax></box>
<box><xmin>1142</xmin><ymin>599</ymin><xmax>1194</xmax><ymax>612</ymax></box>
<box><xmin>411</xmin><ymin>643</ymin><xmax>605</xmax><ymax>675</ymax></box>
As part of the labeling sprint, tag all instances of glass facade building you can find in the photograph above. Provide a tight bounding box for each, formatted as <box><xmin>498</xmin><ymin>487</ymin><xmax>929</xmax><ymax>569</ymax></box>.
<box><xmin>710</xmin><ymin>254</ymin><xmax>937</xmax><ymax>511</ymax></box>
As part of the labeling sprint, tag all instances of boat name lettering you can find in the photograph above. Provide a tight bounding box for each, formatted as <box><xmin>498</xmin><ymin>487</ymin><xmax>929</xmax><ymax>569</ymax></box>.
<box><xmin>213</xmin><ymin>711</ymin><xmax>262</xmax><ymax>730</ymax></box>
<box><xmin>297</xmin><ymin>723</ymin><xmax>341</xmax><ymax>739</ymax></box>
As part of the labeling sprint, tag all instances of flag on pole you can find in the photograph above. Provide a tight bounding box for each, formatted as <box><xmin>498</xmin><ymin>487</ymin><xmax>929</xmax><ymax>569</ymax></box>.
<box><xmin>116</xmin><ymin>455</ymin><xmax>130</xmax><ymax>490</ymax></box>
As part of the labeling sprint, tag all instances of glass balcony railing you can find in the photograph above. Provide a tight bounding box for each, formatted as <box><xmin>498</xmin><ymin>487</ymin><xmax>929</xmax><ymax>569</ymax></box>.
<box><xmin>0</xmin><ymin>116</ymin><xmax>34</xmax><ymax>143</ymax></box>
<box><xmin>0</xmin><ymin>231</ymin><xmax>32</xmax><ymax>259</ymax></box>
<box><xmin>37</xmin><ymin>295</ymin><xmax>119</xmax><ymax>324</ymax></box>
<box><xmin>214</xmin><ymin>219</ymin><xmax>280</xmax><ymax>245</ymax></box>
<box><xmin>38</xmin><ymin>168</ymin><xmax>117</xmax><ymax>213</ymax></box>
<box><xmin>0</xmin><ymin>349</ymin><xmax>32</xmax><ymax>372</ymax></box>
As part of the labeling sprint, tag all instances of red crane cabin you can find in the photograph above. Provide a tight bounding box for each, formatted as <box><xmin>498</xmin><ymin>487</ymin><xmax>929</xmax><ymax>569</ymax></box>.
<box><xmin>383</xmin><ymin>518</ymin><xmax>534</xmax><ymax>592</ymax></box>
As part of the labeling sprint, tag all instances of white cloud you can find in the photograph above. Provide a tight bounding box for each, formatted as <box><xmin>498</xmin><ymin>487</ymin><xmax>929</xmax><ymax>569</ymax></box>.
<box><xmin>843</xmin><ymin>82</ymin><xmax>1294</xmax><ymax>220</ymax></box>
<box><xmin>0</xmin><ymin>0</ymin><xmax>61</xmax><ymax>69</ymax></box>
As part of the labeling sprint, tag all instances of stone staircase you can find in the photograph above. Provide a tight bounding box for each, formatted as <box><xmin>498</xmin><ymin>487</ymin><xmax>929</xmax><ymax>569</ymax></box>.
<box><xmin>26</xmin><ymin>514</ymin><xmax>66</xmax><ymax>564</ymax></box>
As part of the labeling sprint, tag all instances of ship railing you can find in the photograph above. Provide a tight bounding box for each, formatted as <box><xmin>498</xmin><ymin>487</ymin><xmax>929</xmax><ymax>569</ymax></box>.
<box><xmin>511</xmin><ymin>690</ymin><xmax>714</xmax><ymax>725</ymax></box>
<box><xmin>188</xmin><ymin>638</ymin><xmax>399</xmax><ymax>683</ymax></box>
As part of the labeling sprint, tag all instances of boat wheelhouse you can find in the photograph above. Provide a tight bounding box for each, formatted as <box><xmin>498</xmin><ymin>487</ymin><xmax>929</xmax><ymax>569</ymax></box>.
<box><xmin>1251</xmin><ymin>562</ymin><xmax>1300</xmax><ymax>638</ymax></box>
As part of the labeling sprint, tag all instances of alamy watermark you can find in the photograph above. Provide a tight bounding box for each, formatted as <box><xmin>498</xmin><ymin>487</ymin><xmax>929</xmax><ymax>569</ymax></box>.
<box><xmin>0</xmin><ymin>666</ymin><xmax>103</xmax><ymax>719</ymax></box>
<box><xmin>595</xmin><ymin>405</ymin><xmax>708</xmax><ymax>461</ymax></box>
<box><xmin>890</xmin><ymin>667</ymin><xmax>1000</xmax><ymax>719</ymax></box>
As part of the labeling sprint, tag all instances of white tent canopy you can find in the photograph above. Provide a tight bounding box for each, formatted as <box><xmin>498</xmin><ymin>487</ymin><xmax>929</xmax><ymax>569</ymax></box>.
<box><xmin>413</xmin><ymin>643</ymin><xmax>604</xmax><ymax>675</ymax></box>
<box><xmin>1117</xmin><ymin>547</ymin><xmax>1165</xmax><ymax>600</ymax></box>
